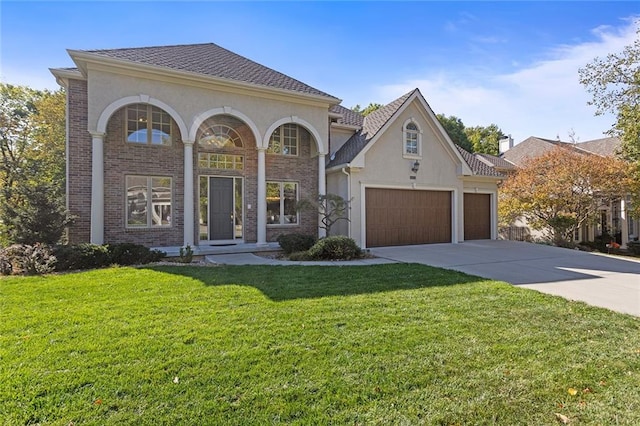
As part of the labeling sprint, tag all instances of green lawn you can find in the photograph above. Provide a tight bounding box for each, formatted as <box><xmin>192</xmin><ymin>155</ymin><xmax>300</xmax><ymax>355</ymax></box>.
<box><xmin>1</xmin><ymin>264</ymin><xmax>639</xmax><ymax>425</ymax></box>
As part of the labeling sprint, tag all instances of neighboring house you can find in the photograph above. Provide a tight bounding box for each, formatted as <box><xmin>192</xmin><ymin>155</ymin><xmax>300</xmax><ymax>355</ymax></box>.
<box><xmin>491</xmin><ymin>136</ymin><xmax>637</xmax><ymax>247</ymax></box>
<box><xmin>51</xmin><ymin>43</ymin><xmax>502</xmax><ymax>250</ymax></box>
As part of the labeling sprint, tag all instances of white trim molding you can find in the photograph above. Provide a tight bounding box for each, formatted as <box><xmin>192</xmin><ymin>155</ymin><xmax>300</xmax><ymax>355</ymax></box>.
<box><xmin>96</xmin><ymin>94</ymin><xmax>189</xmax><ymax>139</ymax></box>
<box><xmin>89</xmin><ymin>132</ymin><xmax>105</xmax><ymax>245</ymax></box>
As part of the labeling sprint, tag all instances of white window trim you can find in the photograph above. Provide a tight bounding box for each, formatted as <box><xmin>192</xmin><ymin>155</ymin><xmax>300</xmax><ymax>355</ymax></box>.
<box><xmin>266</xmin><ymin>181</ymin><xmax>299</xmax><ymax>226</ymax></box>
<box><xmin>402</xmin><ymin>118</ymin><xmax>422</xmax><ymax>159</ymax></box>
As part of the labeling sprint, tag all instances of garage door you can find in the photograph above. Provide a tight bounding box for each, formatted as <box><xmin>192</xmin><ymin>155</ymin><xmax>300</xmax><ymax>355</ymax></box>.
<box><xmin>464</xmin><ymin>193</ymin><xmax>491</xmax><ymax>240</ymax></box>
<box><xmin>365</xmin><ymin>188</ymin><xmax>451</xmax><ymax>247</ymax></box>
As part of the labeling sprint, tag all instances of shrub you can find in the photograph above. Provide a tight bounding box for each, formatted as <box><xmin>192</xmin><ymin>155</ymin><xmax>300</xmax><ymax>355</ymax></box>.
<box><xmin>178</xmin><ymin>245</ymin><xmax>194</xmax><ymax>263</ymax></box>
<box><xmin>627</xmin><ymin>240</ymin><xmax>640</xmax><ymax>255</ymax></box>
<box><xmin>53</xmin><ymin>243</ymin><xmax>111</xmax><ymax>271</ymax></box>
<box><xmin>288</xmin><ymin>251</ymin><xmax>313</xmax><ymax>261</ymax></box>
<box><xmin>307</xmin><ymin>236</ymin><xmax>363</xmax><ymax>261</ymax></box>
<box><xmin>277</xmin><ymin>233</ymin><xmax>317</xmax><ymax>254</ymax></box>
<box><xmin>107</xmin><ymin>243</ymin><xmax>165</xmax><ymax>266</ymax></box>
<box><xmin>0</xmin><ymin>243</ymin><xmax>56</xmax><ymax>275</ymax></box>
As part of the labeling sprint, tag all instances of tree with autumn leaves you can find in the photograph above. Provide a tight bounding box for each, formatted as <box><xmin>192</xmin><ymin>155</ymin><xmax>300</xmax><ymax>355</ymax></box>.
<box><xmin>499</xmin><ymin>146</ymin><xmax>631</xmax><ymax>245</ymax></box>
<box><xmin>0</xmin><ymin>83</ymin><xmax>68</xmax><ymax>246</ymax></box>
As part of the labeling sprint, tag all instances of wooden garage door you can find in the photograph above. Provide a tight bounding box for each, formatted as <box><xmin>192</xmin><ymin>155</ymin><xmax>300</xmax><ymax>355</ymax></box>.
<box><xmin>464</xmin><ymin>193</ymin><xmax>491</xmax><ymax>240</ymax></box>
<box><xmin>365</xmin><ymin>188</ymin><xmax>451</xmax><ymax>247</ymax></box>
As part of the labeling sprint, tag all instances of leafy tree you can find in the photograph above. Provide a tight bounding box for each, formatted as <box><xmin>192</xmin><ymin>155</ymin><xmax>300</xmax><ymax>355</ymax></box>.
<box><xmin>579</xmin><ymin>28</ymin><xmax>640</xmax><ymax>161</ymax></box>
<box><xmin>0</xmin><ymin>84</ymin><xmax>68</xmax><ymax>246</ymax></box>
<box><xmin>296</xmin><ymin>193</ymin><xmax>350</xmax><ymax>236</ymax></box>
<box><xmin>499</xmin><ymin>146</ymin><xmax>631</xmax><ymax>245</ymax></box>
<box><xmin>464</xmin><ymin>124</ymin><xmax>504</xmax><ymax>155</ymax></box>
<box><xmin>436</xmin><ymin>114</ymin><xmax>473</xmax><ymax>151</ymax></box>
<box><xmin>579</xmin><ymin>28</ymin><xmax>640</xmax><ymax>216</ymax></box>
<box><xmin>351</xmin><ymin>103</ymin><xmax>383</xmax><ymax>116</ymax></box>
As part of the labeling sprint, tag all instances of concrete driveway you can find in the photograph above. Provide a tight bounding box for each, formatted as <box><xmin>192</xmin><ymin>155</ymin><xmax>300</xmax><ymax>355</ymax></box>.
<box><xmin>370</xmin><ymin>240</ymin><xmax>640</xmax><ymax>316</ymax></box>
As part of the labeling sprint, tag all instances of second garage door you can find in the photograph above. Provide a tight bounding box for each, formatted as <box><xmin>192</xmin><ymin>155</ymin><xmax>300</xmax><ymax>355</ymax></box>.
<box><xmin>365</xmin><ymin>188</ymin><xmax>451</xmax><ymax>247</ymax></box>
<box><xmin>464</xmin><ymin>193</ymin><xmax>491</xmax><ymax>240</ymax></box>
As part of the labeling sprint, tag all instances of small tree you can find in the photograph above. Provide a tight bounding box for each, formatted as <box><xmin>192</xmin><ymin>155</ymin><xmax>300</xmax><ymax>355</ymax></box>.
<box><xmin>296</xmin><ymin>193</ymin><xmax>350</xmax><ymax>236</ymax></box>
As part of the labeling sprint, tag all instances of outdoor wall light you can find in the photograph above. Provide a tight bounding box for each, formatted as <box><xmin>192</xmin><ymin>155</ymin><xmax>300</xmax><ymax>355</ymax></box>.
<box><xmin>411</xmin><ymin>160</ymin><xmax>420</xmax><ymax>173</ymax></box>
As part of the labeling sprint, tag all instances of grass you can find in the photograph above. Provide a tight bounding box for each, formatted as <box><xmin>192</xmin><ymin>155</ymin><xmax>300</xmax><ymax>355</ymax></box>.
<box><xmin>1</xmin><ymin>264</ymin><xmax>639</xmax><ymax>425</ymax></box>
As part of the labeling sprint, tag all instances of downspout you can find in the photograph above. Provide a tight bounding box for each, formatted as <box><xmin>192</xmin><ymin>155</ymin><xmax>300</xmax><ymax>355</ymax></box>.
<box><xmin>341</xmin><ymin>167</ymin><xmax>351</xmax><ymax>237</ymax></box>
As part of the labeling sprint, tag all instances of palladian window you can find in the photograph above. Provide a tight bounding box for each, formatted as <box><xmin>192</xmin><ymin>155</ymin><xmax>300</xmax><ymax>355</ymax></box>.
<box><xmin>126</xmin><ymin>104</ymin><xmax>172</xmax><ymax>145</ymax></box>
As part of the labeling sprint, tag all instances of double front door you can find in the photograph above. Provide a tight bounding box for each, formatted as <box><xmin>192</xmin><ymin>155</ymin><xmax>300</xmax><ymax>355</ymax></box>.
<box><xmin>200</xmin><ymin>176</ymin><xmax>243</xmax><ymax>242</ymax></box>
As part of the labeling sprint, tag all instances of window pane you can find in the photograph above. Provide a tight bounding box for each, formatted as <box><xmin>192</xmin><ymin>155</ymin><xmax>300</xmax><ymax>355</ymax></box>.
<box><xmin>199</xmin><ymin>176</ymin><xmax>208</xmax><ymax>240</ymax></box>
<box><xmin>268</xmin><ymin>128</ymin><xmax>282</xmax><ymax>154</ymax></box>
<box><xmin>283</xmin><ymin>183</ymin><xmax>298</xmax><ymax>224</ymax></box>
<box><xmin>266</xmin><ymin>182</ymin><xmax>281</xmax><ymax>224</ymax></box>
<box><xmin>127</xmin><ymin>176</ymin><xmax>148</xmax><ymax>227</ymax></box>
<box><xmin>151</xmin><ymin>106</ymin><xmax>172</xmax><ymax>146</ymax></box>
<box><xmin>234</xmin><ymin>178</ymin><xmax>243</xmax><ymax>238</ymax></box>
<box><xmin>127</xmin><ymin>105</ymin><xmax>148</xmax><ymax>144</ymax></box>
<box><xmin>151</xmin><ymin>177</ymin><xmax>172</xmax><ymax>226</ymax></box>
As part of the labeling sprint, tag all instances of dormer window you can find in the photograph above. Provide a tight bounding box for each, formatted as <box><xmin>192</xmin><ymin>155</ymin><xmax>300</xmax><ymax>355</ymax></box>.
<box><xmin>404</xmin><ymin>119</ymin><xmax>421</xmax><ymax>157</ymax></box>
<box><xmin>268</xmin><ymin>124</ymin><xmax>298</xmax><ymax>156</ymax></box>
<box><xmin>126</xmin><ymin>104</ymin><xmax>172</xmax><ymax>145</ymax></box>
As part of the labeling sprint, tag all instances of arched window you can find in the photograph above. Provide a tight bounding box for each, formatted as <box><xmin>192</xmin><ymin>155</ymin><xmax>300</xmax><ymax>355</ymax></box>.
<box><xmin>268</xmin><ymin>124</ymin><xmax>298</xmax><ymax>156</ymax></box>
<box><xmin>404</xmin><ymin>120</ymin><xmax>421</xmax><ymax>157</ymax></box>
<box><xmin>198</xmin><ymin>124</ymin><xmax>243</xmax><ymax>149</ymax></box>
<box><xmin>126</xmin><ymin>104</ymin><xmax>172</xmax><ymax>145</ymax></box>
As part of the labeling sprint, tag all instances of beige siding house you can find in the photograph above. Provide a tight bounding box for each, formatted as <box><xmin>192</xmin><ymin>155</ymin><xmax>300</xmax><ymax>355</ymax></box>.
<box><xmin>51</xmin><ymin>43</ymin><xmax>502</xmax><ymax>251</ymax></box>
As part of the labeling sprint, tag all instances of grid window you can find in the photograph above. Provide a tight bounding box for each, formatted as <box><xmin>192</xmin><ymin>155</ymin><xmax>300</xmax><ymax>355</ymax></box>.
<box><xmin>405</xmin><ymin>121</ymin><xmax>419</xmax><ymax>155</ymax></box>
<box><xmin>126</xmin><ymin>104</ymin><xmax>172</xmax><ymax>145</ymax></box>
<box><xmin>268</xmin><ymin>124</ymin><xmax>299</xmax><ymax>156</ymax></box>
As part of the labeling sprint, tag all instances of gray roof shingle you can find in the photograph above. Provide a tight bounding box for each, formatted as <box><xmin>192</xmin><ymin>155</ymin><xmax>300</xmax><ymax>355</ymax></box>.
<box><xmin>503</xmin><ymin>136</ymin><xmax>622</xmax><ymax>166</ymax></box>
<box><xmin>327</xmin><ymin>89</ymin><xmax>416</xmax><ymax>167</ymax></box>
<box><xmin>329</xmin><ymin>104</ymin><xmax>364</xmax><ymax>127</ymax></box>
<box><xmin>455</xmin><ymin>146</ymin><xmax>504</xmax><ymax>177</ymax></box>
<box><xmin>80</xmin><ymin>43</ymin><xmax>339</xmax><ymax>100</ymax></box>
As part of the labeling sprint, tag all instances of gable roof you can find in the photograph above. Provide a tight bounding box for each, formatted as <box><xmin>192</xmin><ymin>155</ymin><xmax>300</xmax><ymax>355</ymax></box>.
<box><xmin>577</xmin><ymin>136</ymin><xmax>621</xmax><ymax>157</ymax></box>
<box><xmin>476</xmin><ymin>153</ymin><xmax>517</xmax><ymax>172</ymax></box>
<box><xmin>327</xmin><ymin>90</ymin><xmax>416</xmax><ymax>167</ymax></box>
<box><xmin>67</xmin><ymin>43</ymin><xmax>340</xmax><ymax>101</ymax></box>
<box><xmin>503</xmin><ymin>135</ymin><xmax>621</xmax><ymax>166</ymax></box>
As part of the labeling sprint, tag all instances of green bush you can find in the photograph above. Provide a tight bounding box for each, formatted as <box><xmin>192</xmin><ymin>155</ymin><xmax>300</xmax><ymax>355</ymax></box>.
<box><xmin>627</xmin><ymin>240</ymin><xmax>640</xmax><ymax>255</ymax></box>
<box><xmin>178</xmin><ymin>245</ymin><xmax>194</xmax><ymax>263</ymax></box>
<box><xmin>53</xmin><ymin>243</ymin><xmax>165</xmax><ymax>271</ymax></box>
<box><xmin>0</xmin><ymin>243</ymin><xmax>56</xmax><ymax>275</ymax></box>
<box><xmin>53</xmin><ymin>243</ymin><xmax>111</xmax><ymax>271</ymax></box>
<box><xmin>307</xmin><ymin>236</ymin><xmax>363</xmax><ymax>261</ymax></box>
<box><xmin>288</xmin><ymin>251</ymin><xmax>313</xmax><ymax>261</ymax></box>
<box><xmin>107</xmin><ymin>243</ymin><xmax>165</xmax><ymax>266</ymax></box>
<box><xmin>277</xmin><ymin>233</ymin><xmax>317</xmax><ymax>254</ymax></box>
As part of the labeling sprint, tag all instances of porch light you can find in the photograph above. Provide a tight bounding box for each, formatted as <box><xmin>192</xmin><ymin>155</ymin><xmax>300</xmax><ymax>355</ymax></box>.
<box><xmin>411</xmin><ymin>160</ymin><xmax>420</xmax><ymax>173</ymax></box>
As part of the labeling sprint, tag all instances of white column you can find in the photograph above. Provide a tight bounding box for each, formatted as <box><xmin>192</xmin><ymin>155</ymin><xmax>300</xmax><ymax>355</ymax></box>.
<box><xmin>621</xmin><ymin>198</ymin><xmax>629</xmax><ymax>248</ymax></box>
<box><xmin>183</xmin><ymin>140</ymin><xmax>195</xmax><ymax>247</ymax></box>
<box><xmin>318</xmin><ymin>153</ymin><xmax>327</xmax><ymax>238</ymax></box>
<box><xmin>257</xmin><ymin>147</ymin><xmax>267</xmax><ymax>245</ymax></box>
<box><xmin>90</xmin><ymin>132</ymin><xmax>105</xmax><ymax>245</ymax></box>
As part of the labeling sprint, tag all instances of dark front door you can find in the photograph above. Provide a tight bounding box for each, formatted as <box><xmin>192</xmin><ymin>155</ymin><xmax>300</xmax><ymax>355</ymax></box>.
<box><xmin>209</xmin><ymin>177</ymin><xmax>234</xmax><ymax>240</ymax></box>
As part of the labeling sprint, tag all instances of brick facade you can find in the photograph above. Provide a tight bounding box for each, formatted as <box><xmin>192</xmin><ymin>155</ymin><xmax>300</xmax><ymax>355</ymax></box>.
<box><xmin>66</xmin><ymin>79</ymin><xmax>92</xmax><ymax>244</ymax></box>
<box><xmin>66</xmin><ymin>95</ymin><xmax>319</xmax><ymax>247</ymax></box>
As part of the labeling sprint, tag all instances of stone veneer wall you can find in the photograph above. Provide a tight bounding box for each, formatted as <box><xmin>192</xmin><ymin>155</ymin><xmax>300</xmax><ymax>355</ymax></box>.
<box><xmin>66</xmin><ymin>79</ymin><xmax>92</xmax><ymax>244</ymax></box>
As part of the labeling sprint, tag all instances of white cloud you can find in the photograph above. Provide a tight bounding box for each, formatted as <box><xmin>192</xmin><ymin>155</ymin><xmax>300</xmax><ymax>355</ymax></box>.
<box><xmin>376</xmin><ymin>17</ymin><xmax>639</xmax><ymax>144</ymax></box>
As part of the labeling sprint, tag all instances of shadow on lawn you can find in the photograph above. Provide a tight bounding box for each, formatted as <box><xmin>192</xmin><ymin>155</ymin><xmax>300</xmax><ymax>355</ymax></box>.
<box><xmin>146</xmin><ymin>263</ymin><xmax>486</xmax><ymax>301</ymax></box>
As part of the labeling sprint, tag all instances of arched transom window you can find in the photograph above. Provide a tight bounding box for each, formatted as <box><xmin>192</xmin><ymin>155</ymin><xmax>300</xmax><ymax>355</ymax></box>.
<box><xmin>198</xmin><ymin>124</ymin><xmax>243</xmax><ymax>149</ymax></box>
<box><xmin>404</xmin><ymin>120</ymin><xmax>422</xmax><ymax>157</ymax></box>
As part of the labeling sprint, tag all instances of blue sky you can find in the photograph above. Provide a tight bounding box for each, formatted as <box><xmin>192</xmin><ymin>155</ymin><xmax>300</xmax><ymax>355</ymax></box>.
<box><xmin>1</xmin><ymin>1</ymin><xmax>638</xmax><ymax>144</ymax></box>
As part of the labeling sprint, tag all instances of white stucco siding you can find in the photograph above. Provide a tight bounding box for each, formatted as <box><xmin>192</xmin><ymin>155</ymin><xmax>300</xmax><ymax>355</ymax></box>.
<box><xmin>347</xmin><ymin>103</ymin><xmax>466</xmax><ymax>246</ymax></box>
<box><xmin>326</xmin><ymin>170</ymin><xmax>350</xmax><ymax>237</ymax></box>
<box><xmin>329</xmin><ymin>127</ymin><xmax>356</xmax><ymax>156</ymax></box>
<box><xmin>87</xmin><ymin>68</ymin><xmax>330</xmax><ymax>150</ymax></box>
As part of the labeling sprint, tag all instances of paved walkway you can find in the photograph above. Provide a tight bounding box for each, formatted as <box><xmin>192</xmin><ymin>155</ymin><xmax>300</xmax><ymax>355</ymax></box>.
<box><xmin>205</xmin><ymin>240</ymin><xmax>640</xmax><ymax>316</ymax></box>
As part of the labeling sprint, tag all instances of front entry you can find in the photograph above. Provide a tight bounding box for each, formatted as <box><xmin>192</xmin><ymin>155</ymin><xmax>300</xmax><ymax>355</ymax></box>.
<box><xmin>199</xmin><ymin>176</ymin><xmax>243</xmax><ymax>242</ymax></box>
<box><xmin>209</xmin><ymin>177</ymin><xmax>234</xmax><ymax>240</ymax></box>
